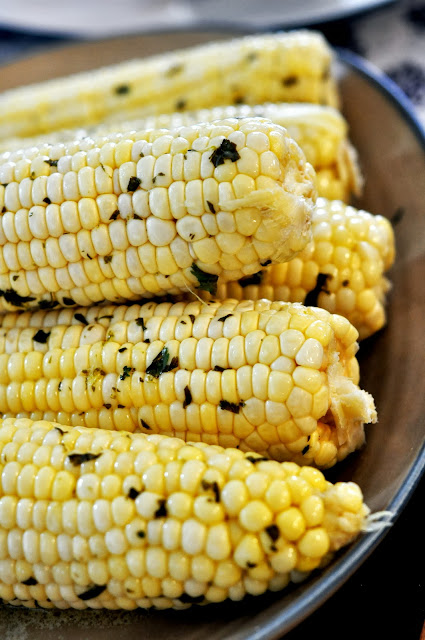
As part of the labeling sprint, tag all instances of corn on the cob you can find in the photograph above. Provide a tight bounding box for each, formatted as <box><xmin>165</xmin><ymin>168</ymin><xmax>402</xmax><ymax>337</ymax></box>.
<box><xmin>210</xmin><ymin>198</ymin><xmax>395</xmax><ymax>340</ymax></box>
<box><xmin>0</xmin><ymin>116</ymin><xmax>316</xmax><ymax>312</ymax></box>
<box><xmin>0</xmin><ymin>31</ymin><xmax>338</xmax><ymax>141</ymax></box>
<box><xmin>0</xmin><ymin>417</ymin><xmax>370</xmax><ymax>610</ymax></box>
<box><xmin>0</xmin><ymin>298</ymin><xmax>376</xmax><ymax>468</ymax></box>
<box><xmin>0</xmin><ymin>104</ymin><xmax>362</xmax><ymax>203</ymax></box>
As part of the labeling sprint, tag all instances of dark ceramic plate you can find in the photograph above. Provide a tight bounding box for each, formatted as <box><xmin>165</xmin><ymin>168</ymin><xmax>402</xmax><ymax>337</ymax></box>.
<box><xmin>0</xmin><ymin>32</ymin><xmax>424</xmax><ymax>640</ymax></box>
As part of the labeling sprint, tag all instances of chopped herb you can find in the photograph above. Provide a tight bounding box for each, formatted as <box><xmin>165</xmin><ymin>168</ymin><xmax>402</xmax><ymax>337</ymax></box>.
<box><xmin>12</xmin><ymin>275</ymin><xmax>19</xmax><ymax>281</ymax></box>
<box><xmin>154</xmin><ymin>499</ymin><xmax>167</xmax><ymax>518</ymax></box>
<box><xmin>201</xmin><ymin>479</ymin><xmax>220</xmax><ymax>503</ymax></box>
<box><xmin>109</xmin><ymin>210</ymin><xmax>120</xmax><ymax>221</ymax></box>
<box><xmin>120</xmin><ymin>366</ymin><xmax>135</xmax><ymax>380</ymax></box>
<box><xmin>180</xmin><ymin>320</ymin><xmax>186</xmax><ymax>325</ymax></box>
<box><xmin>238</xmin><ymin>271</ymin><xmax>263</xmax><ymax>288</ymax></box>
<box><xmin>141</xmin><ymin>419</ymin><xmax>151</xmax><ymax>431</ymax></box>
<box><xmin>77</xmin><ymin>584</ymin><xmax>107</xmax><ymax>600</ymax></box>
<box><xmin>103</xmin><ymin>255</ymin><xmax>113</xmax><ymax>264</ymax></box>
<box><xmin>54</xmin><ymin>426</ymin><xmax>65</xmax><ymax>435</ymax></box>
<box><xmin>265</xmin><ymin>524</ymin><xmax>280</xmax><ymax>542</ymax></box>
<box><xmin>98</xmin><ymin>314</ymin><xmax>113</xmax><ymax>320</ymax></box>
<box><xmin>0</xmin><ymin>183</ymin><xmax>8</xmax><ymax>188</ymax></box>
<box><xmin>301</xmin><ymin>445</ymin><xmax>310</xmax><ymax>455</ymax></box>
<box><xmin>143</xmin><ymin>338</ymin><xmax>151</xmax><ymax>344</ymax></box>
<box><xmin>190</xmin><ymin>263</ymin><xmax>218</xmax><ymax>295</ymax></box>
<box><xmin>390</xmin><ymin>206</ymin><xmax>405</xmax><ymax>226</ymax></box>
<box><xmin>44</xmin><ymin>159</ymin><xmax>58</xmax><ymax>167</ymax></box>
<box><xmin>58</xmin><ymin>382</ymin><xmax>63</xmax><ymax>391</ymax></box>
<box><xmin>209</xmin><ymin>139</ymin><xmax>240</xmax><ymax>167</ymax></box>
<box><xmin>189</xmin><ymin>314</ymin><xmax>195</xmax><ymax>323</ymax></box>
<box><xmin>137</xmin><ymin>530</ymin><xmax>145</xmax><ymax>538</ymax></box>
<box><xmin>62</xmin><ymin>297</ymin><xmax>75</xmax><ymax>306</ymax></box>
<box><xmin>118</xmin><ymin>347</ymin><xmax>127</xmax><ymax>353</ymax></box>
<box><xmin>0</xmin><ymin>289</ymin><xmax>35</xmax><ymax>307</ymax></box>
<box><xmin>260</xmin><ymin>259</ymin><xmax>272</xmax><ymax>267</ymax></box>
<box><xmin>67</xmin><ymin>452</ymin><xmax>101</xmax><ymax>466</ymax></box>
<box><xmin>342</xmin><ymin>279</ymin><xmax>349</xmax><ymax>287</ymax></box>
<box><xmin>43</xmin><ymin>197</ymin><xmax>51</xmax><ymax>204</ymax></box>
<box><xmin>117</xmin><ymin>404</ymin><xmax>124</xmax><ymax>409</ymax></box>
<box><xmin>219</xmin><ymin>400</ymin><xmax>245</xmax><ymax>414</ymax></box>
<box><xmin>304</xmin><ymin>273</ymin><xmax>332</xmax><ymax>307</ymax></box>
<box><xmin>213</xmin><ymin>365</ymin><xmax>229</xmax><ymax>372</ymax></box>
<box><xmin>135</xmin><ymin>317</ymin><xmax>147</xmax><ymax>330</ymax></box>
<box><xmin>74</xmin><ymin>313</ymin><xmax>89</xmax><ymax>326</ymax></box>
<box><xmin>38</xmin><ymin>298</ymin><xmax>59</xmax><ymax>309</ymax></box>
<box><xmin>127</xmin><ymin>176</ymin><xmax>141</xmax><ymax>192</ymax></box>
<box><xmin>114</xmin><ymin>84</ymin><xmax>131</xmax><ymax>95</ymax></box>
<box><xmin>218</xmin><ymin>313</ymin><xmax>233</xmax><ymax>322</ymax></box>
<box><xmin>104</xmin><ymin>404</ymin><xmax>112</xmax><ymax>409</ymax></box>
<box><xmin>234</xmin><ymin>96</ymin><xmax>245</xmax><ymax>105</ymax></box>
<box><xmin>206</xmin><ymin>200</ymin><xmax>216</xmax><ymax>214</ymax></box>
<box><xmin>246</xmin><ymin>455</ymin><xmax>269</xmax><ymax>464</ymax></box>
<box><xmin>178</xmin><ymin>593</ymin><xmax>204</xmax><ymax>604</ymax></box>
<box><xmin>127</xmin><ymin>487</ymin><xmax>140</xmax><ymax>500</ymax></box>
<box><xmin>165</xmin><ymin>63</ymin><xmax>184</xmax><ymax>77</ymax></box>
<box><xmin>1</xmin><ymin>207</ymin><xmax>6</xmax><ymax>213</ymax></box>
<box><xmin>21</xmin><ymin>577</ymin><xmax>38</xmax><ymax>586</ymax></box>
<box><xmin>183</xmin><ymin>386</ymin><xmax>192</xmax><ymax>409</ymax></box>
<box><xmin>189</xmin><ymin>233</ymin><xmax>195</xmax><ymax>240</ymax></box>
<box><xmin>246</xmin><ymin>562</ymin><xmax>257</xmax><ymax>568</ymax></box>
<box><xmin>175</xmin><ymin>98</ymin><xmax>187</xmax><ymax>110</ymax></box>
<box><xmin>282</xmin><ymin>75</ymin><xmax>298</xmax><ymax>87</ymax></box>
<box><xmin>156</xmin><ymin>172</ymin><xmax>165</xmax><ymax>177</ymax></box>
<box><xmin>145</xmin><ymin>347</ymin><xmax>178</xmax><ymax>377</ymax></box>
<box><xmin>33</xmin><ymin>329</ymin><xmax>51</xmax><ymax>344</ymax></box>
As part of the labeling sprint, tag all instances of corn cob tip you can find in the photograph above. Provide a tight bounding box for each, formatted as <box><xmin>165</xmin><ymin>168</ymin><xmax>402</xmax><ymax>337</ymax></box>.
<box><xmin>0</xmin><ymin>418</ymin><xmax>370</xmax><ymax>610</ymax></box>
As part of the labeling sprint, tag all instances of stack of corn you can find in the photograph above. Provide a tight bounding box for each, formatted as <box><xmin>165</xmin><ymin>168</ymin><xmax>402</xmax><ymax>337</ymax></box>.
<box><xmin>0</xmin><ymin>31</ymin><xmax>393</xmax><ymax>611</ymax></box>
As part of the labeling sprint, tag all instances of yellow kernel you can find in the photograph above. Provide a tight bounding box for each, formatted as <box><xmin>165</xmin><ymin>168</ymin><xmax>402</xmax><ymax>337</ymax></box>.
<box><xmin>297</xmin><ymin>527</ymin><xmax>330</xmax><ymax>558</ymax></box>
<box><xmin>239</xmin><ymin>501</ymin><xmax>273</xmax><ymax>532</ymax></box>
<box><xmin>276</xmin><ymin>507</ymin><xmax>306</xmax><ymax>541</ymax></box>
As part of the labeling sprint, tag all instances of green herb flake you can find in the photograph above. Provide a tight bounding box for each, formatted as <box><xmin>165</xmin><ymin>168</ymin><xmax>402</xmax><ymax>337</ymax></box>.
<box><xmin>304</xmin><ymin>273</ymin><xmax>332</xmax><ymax>307</ymax></box>
<box><xmin>67</xmin><ymin>452</ymin><xmax>101</xmax><ymax>466</ymax></box>
<box><xmin>201</xmin><ymin>479</ymin><xmax>220</xmax><ymax>503</ymax></box>
<box><xmin>33</xmin><ymin>329</ymin><xmax>50</xmax><ymax>344</ymax></box>
<box><xmin>62</xmin><ymin>297</ymin><xmax>76</xmax><ymax>306</ymax></box>
<box><xmin>0</xmin><ymin>289</ymin><xmax>36</xmax><ymax>307</ymax></box>
<box><xmin>183</xmin><ymin>386</ymin><xmax>192</xmax><ymax>409</ymax></box>
<box><xmin>246</xmin><ymin>455</ymin><xmax>269</xmax><ymax>464</ymax></box>
<box><xmin>136</xmin><ymin>530</ymin><xmax>145</xmax><ymax>538</ymax></box>
<box><xmin>145</xmin><ymin>347</ymin><xmax>178</xmax><ymax>378</ymax></box>
<box><xmin>103</xmin><ymin>255</ymin><xmax>113</xmax><ymax>264</ymax></box>
<box><xmin>218</xmin><ymin>313</ymin><xmax>233</xmax><ymax>322</ymax></box>
<box><xmin>38</xmin><ymin>298</ymin><xmax>59</xmax><ymax>310</ymax></box>
<box><xmin>127</xmin><ymin>176</ymin><xmax>141</xmax><ymax>192</ymax></box>
<box><xmin>219</xmin><ymin>400</ymin><xmax>245</xmax><ymax>414</ymax></box>
<box><xmin>342</xmin><ymin>279</ymin><xmax>349</xmax><ymax>287</ymax></box>
<box><xmin>109</xmin><ymin>210</ymin><xmax>120</xmax><ymax>221</ymax></box>
<box><xmin>190</xmin><ymin>263</ymin><xmax>218</xmax><ymax>295</ymax></box>
<box><xmin>21</xmin><ymin>577</ymin><xmax>38</xmax><ymax>586</ymax></box>
<box><xmin>43</xmin><ymin>197</ymin><xmax>51</xmax><ymax>204</ymax></box>
<box><xmin>136</xmin><ymin>317</ymin><xmax>146</xmax><ymax>330</ymax></box>
<box><xmin>1</xmin><ymin>207</ymin><xmax>6</xmax><ymax>213</ymax></box>
<box><xmin>189</xmin><ymin>314</ymin><xmax>196</xmax><ymax>323</ymax></box>
<box><xmin>238</xmin><ymin>271</ymin><xmax>263</xmax><ymax>288</ymax></box>
<box><xmin>104</xmin><ymin>404</ymin><xmax>112</xmax><ymax>409</ymax></box>
<box><xmin>74</xmin><ymin>313</ymin><xmax>89</xmax><ymax>326</ymax></box>
<box><xmin>209</xmin><ymin>139</ymin><xmax>240</xmax><ymax>167</ymax></box>
<box><xmin>141</xmin><ymin>419</ymin><xmax>151</xmax><ymax>431</ymax></box>
<box><xmin>127</xmin><ymin>487</ymin><xmax>140</xmax><ymax>500</ymax></box>
<box><xmin>77</xmin><ymin>584</ymin><xmax>107</xmax><ymax>601</ymax></box>
<box><xmin>114</xmin><ymin>84</ymin><xmax>131</xmax><ymax>95</ymax></box>
<box><xmin>44</xmin><ymin>159</ymin><xmax>58</xmax><ymax>167</ymax></box>
<box><xmin>175</xmin><ymin>98</ymin><xmax>187</xmax><ymax>111</ymax></box>
<box><xmin>154</xmin><ymin>499</ymin><xmax>167</xmax><ymax>518</ymax></box>
<box><xmin>118</xmin><ymin>347</ymin><xmax>127</xmax><ymax>353</ymax></box>
<box><xmin>206</xmin><ymin>201</ymin><xmax>216</xmax><ymax>214</ymax></box>
<box><xmin>282</xmin><ymin>75</ymin><xmax>298</xmax><ymax>87</ymax></box>
<box><xmin>301</xmin><ymin>445</ymin><xmax>310</xmax><ymax>455</ymax></box>
<box><xmin>265</xmin><ymin>524</ymin><xmax>280</xmax><ymax>542</ymax></box>
<box><xmin>260</xmin><ymin>259</ymin><xmax>272</xmax><ymax>267</ymax></box>
<box><xmin>120</xmin><ymin>366</ymin><xmax>135</xmax><ymax>381</ymax></box>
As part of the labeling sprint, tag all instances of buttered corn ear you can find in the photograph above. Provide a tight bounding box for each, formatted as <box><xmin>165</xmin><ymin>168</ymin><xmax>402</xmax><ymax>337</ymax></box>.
<box><xmin>0</xmin><ymin>418</ymin><xmax>370</xmax><ymax>610</ymax></box>
<box><xmin>0</xmin><ymin>117</ymin><xmax>316</xmax><ymax>312</ymax></box>
<box><xmin>0</xmin><ymin>31</ymin><xmax>338</xmax><ymax>140</ymax></box>
<box><xmin>0</xmin><ymin>298</ymin><xmax>376</xmax><ymax>468</ymax></box>
<box><xmin>213</xmin><ymin>199</ymin><xmax>395</xmax><ymax>340</ymax></box>
<box><xmin>0</xmin><ymin>104</ymin><xmax>361</xmax><ymax>203</ymax></box>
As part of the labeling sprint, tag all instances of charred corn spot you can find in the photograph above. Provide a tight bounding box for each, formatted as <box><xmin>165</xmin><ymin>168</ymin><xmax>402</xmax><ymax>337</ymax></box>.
<box><xmin>0</xmin><ymin>31</ymin><xmax>338</xmax><ymax>140</ymax></box>
<box><xmin>0</xmin><ymin>418</ymin><xmax>369</xmax><ymax>609</ymax></box>
<box><xmin>0</xmin><ymin>298</ymin><xmax>376</xmax><ymax>469</ymax></box>
<box><xmin>0</xmin><ymin>104</ymin><xmax>361</xmax><ymax>203</ymax></box>
<box><xmin>0</xmin><ymin>118</ymin><xmax>316</xmax><ymax>312</ymax></box>
<box><xmin>213</xmin><ymin>198</ymin><xmax>395</xmax><ymax>340</ymax></box>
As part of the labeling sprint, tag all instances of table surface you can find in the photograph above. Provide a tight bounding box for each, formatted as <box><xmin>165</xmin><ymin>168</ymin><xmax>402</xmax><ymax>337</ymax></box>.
<box><xmin>0</xmin><ymin>1</ymin><xmax>424</xmax><ymax>638</ymax></box>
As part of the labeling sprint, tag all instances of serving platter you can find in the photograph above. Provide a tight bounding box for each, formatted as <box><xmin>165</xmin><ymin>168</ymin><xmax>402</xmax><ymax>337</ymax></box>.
<box><xmin>0</xmin><ymin>31</ymin><xmax>424</xmax><ymax>639</ymax></box>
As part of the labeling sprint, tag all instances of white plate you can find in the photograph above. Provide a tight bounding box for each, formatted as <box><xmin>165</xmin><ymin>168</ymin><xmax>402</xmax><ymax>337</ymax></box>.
<box><xmin>0</xmin><ymin>0</ymin><xmax>395</xmax><ymax>38</ymax></box>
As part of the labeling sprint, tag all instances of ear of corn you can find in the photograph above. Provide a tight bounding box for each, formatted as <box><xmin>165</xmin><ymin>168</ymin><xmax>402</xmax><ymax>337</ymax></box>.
<box><xmin>0</xmin><ymin>116</ymin><xmax>316</xmax><ymax>312</ymax></box>
<box><xmin>0</xmin><ymin>417</ymin><xmax>370</xmax><ymax>610</ymax></box>
<box><xmin>0</xmin><ymin>31</ymin><xmax>338</xmax><ymax>140</ymax></box>
<box><xmin>0</xmin><ymin>298</ymin><xmax>376</xmax><ymax>468</ymax></box>
<box><xmin>0</xmin><ymin>103</ymin><xmax>362</xmax><ymax>203</ymax></box>
<box><xmin>210</xmin><ymin>198</ymin><xmax>395</xmax><ymax>340</ymax></box>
